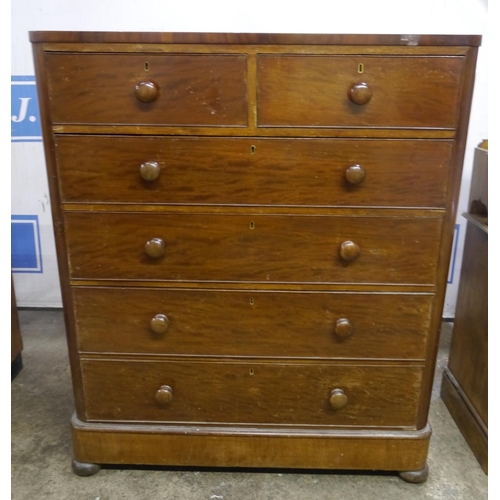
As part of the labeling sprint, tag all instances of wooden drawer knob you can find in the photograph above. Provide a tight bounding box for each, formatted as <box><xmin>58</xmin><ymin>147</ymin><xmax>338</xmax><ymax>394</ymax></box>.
<box><xmin>135</xmin><ymin>81</ymin><xmax>159</xmax><ymax>103</ymax></box>
<box><xmin>345</xmin><ymin>164</ymin><xmax>366</xmax><ymax>185</ymax></box>
<box><xmin>155</xmin><ymin>385</ymin><xmax>173</xmax><ymax>406</ymax></box>
<box><xmin>349</xmin><ymin>83</ymin><xmax>372</xmax><ymax>105</ymax></box>
<box><xmin>335</xmin><ymin>318</ymin><xmax>353</xmax><ymax>338</ymax></box>
<box><xmin>140</xmin><ymin>161</ymin><xmax>161</xmax><ymax>182</ymax></box>
<box><xmin>150</xmin><ymin>314</ymin><xmax>169</xmax><ymax>334</ymax></box>
<box><xmin>329</xmin><ymin>389</ymin><xmax>348</xmax><ymax>410</ymax></box>
<box><xmin>145</xmin><ymin>238</ymin><xmax>165</xmax><ymax>258</ymax></box>
<box><xmin>339</xmin><ymin>241</ymin><xmax>360</xmax><ymax>261</ymax></box>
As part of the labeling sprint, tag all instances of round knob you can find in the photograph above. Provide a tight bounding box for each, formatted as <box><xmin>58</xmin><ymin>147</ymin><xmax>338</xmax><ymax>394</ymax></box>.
<box><xmin>135</xmin><ymin>81</ymin><xmax>159</xmax><ymax>103</ymax></box>
<box><xmin>349</xmin><ymin>83</ymin><xmax>372</xmax><ymax>105</ymax></box>
<box><xmin>145</xmin><ymin>238</ymin><xmax>165</xmax><ymax>259</ymax></box>
<box><xmin>339</xmin><ymin>241</ymin><xmax>360</xmax><ymax>261</ymax></box>
<box><xmin>140</xmin><ymin>161</ymin><xmax>161</xmax><ymax>182</ymax></box>
<box><xmin>345</xmin><ymin>164</ymin><xmax>366</xmax><ymax>185</ymax></box>
<box><xmin>155</xmin><ymin>385</ymin><xmax>173</xmax><ymax>406</ymax></box>
<box><xmin>329</xmin><ymin>389</ymin><xmax>348</xmax><ymax>410</ymax></box>
<box><xmin>150</xmin><ymin>314</ymin><xmax>169</xmax><ymax>334</ymax></box>
<box><xmin>335</xmin><ymin>318</ymin><xmax>353</xmax><ymax>338</ymax></box>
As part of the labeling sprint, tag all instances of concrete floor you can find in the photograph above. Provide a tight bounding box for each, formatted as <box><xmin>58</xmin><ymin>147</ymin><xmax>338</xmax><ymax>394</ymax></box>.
<box><xmin>12</xmin><ymin>310</ymin><xmax>487</xmax><ymax>500</ymax></box>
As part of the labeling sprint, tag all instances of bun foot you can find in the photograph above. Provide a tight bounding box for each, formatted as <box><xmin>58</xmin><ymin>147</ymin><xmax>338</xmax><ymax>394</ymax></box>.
<box><xmin>399</xmin><ymin>464</ymin><xmax>429</xmax><ymax>483</ymax></box>
<box><xmin>72</xmin><ymin>459</ymin><xmax>101</xmax><ymax>477</ymax></box>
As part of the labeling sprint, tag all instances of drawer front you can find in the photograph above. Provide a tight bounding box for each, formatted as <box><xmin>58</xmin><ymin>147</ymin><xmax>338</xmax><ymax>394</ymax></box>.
<box><xmin>73</xmin><ymin>287</ymin><xmax>432</xmax><ymax>360</ymax></box>
<box><xmin>64</xmin><ymin>213</ymin><xmax>442</xmax><ymax>284</ymax></box>
<box><xmin>258</xmin><ymin>55</ymin><xmax>464</xmax><ymax>128</ymax></box>
<box><xmin>46</xmin><ymin>53</ymin><xmax>248</xmax><ymax>126</ymax></box>
<box><xmin>81</xmin><ymin>359</ymin><xmax>422</xmax><ymax>427</ymax></box>
<box><xmin>56</xmin><ymin>136</ymin><xmax>452</xmax><ymax>208</ymax></box>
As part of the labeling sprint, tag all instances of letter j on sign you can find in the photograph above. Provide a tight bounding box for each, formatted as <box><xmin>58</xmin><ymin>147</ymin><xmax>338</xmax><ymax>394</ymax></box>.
<box><xmin>11</xmin><ymin>76</ymin><xmax>42</xmax><ymax>142</ymax></box>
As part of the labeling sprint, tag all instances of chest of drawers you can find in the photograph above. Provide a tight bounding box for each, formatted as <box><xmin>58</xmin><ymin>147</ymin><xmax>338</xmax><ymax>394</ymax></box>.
<box><xmin>31</xmin><ymin>31</ymin><xmax>480</xmax><ymax>482</ymax></box>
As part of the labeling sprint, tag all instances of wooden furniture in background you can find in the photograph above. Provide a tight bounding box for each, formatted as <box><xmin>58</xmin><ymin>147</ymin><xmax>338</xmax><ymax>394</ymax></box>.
<box><xmin>11</xmin><ymin>276</ymin><xmax>23</xmax><ymax>380</ymax></box>
<box><xmin>441</xmin><ymin>142</ymin><xmax>488</xmax><ymax>473</ymax></box>
<box><xmin>30</xmin><ymin>32</ymin><xmax>480</xmax><ymax>482</ymax></box>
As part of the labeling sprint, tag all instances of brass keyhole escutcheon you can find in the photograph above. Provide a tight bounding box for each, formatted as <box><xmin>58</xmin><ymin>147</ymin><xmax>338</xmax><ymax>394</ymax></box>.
<box><xmin>250</xmin><ymin>221</ymin><xmax>255</xmax><ymax>229</ymax></box>
<box><xmin>144</xmin><ymin>61</ymin><xmax>150</xmax><ymax>71</ymax></box>
<box><xmin>250</xmin><ymin>145</ymin><xmax>256</xmax><ymax>154</ymax></box>
<box><xmin>249</xmin><ymin>368</ymin><xmax>255</xmax><ymax>375</ymax></box>
<box><xmin>249</xmin><ymin>297</ymin><xmax>254</xmax><ymax>305</ymax></box>
<box><xmin>358</xmin><ymin>63</ymin><xmax>364</xmax><ymax>73</ymax></box>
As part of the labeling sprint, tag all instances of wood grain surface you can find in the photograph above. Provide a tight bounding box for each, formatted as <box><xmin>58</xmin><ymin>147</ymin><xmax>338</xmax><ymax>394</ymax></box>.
<box><xmin>258</xmin><ymin>55</ymin><xmax>464</xmax><ymax>129</ymax></box>
<box><xmin>11</xmin><ymin>277</ymin><xmax>23</xmax><ymax>363</ymax></box>
<box><xmin>46</xmin><ymin>53</ymin><xmax>248</xmax><ymax>126</ymax></box>
<box><xmin>81</xmin><ymin>358</ymin><xmax>423</xmax><ymax>427</ymax></box>
<box><xmin>30</xmin><ymin>31</ymin><xmax>480</xmax><ymax>474</ymax></box>
<box><xmin>30</xmin><ymin>31</ymin><xmax>482</xmax><ymax>46</ymax></box>
<box><xmin>447</xmin><ymin>221</ymin><xmax>488</xmax><ymax>425</ymax></box>
<box><xmin>55</xmin><ymin>136</ymin><xmax>452</xmax><ymax>208</ymax></box>
<box><xmin>72</xmin><ymin>415</ymin><xmax>431</xmax><ymax>471</ymax></box>
<box><xmin>442</xmin><ymin>218</ymin><xmax>488</xmax><ymax>474</ymax></box>
<box><xmin>63</xmin><ymin>212</ymin><xmax>443</xmax><ymax>284</ymax></box>
<box><xmin>72</xmin><ymin>286</ymin><xmax>433</xmax><ymax>359</ymax></box>
<box><xmin>441</xmin><ymin>369</ymin><xmax>488</xmax><ymax>473</ymax></box>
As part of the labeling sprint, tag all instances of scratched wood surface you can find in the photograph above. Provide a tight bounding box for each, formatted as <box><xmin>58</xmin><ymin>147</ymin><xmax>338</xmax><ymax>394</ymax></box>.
<box><xmin>46</xmin><ymin>53</ymin><xmax>248</xmax><ymax>126</ymax></box>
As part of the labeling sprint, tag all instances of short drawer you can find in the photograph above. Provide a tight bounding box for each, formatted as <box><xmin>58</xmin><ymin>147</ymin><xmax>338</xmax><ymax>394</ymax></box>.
<box><xmin>55</xmin><ymin>136</ymin><xmax>452</xmax><ymax>208</ymax></box>
<box><xmin>73</xmin><ymin>287</ymin><xmax>432</xmax><ymax>360</ymax></box>
<box><xmin>257</xmin><ymin>55</ymin><xmax>464</xmax><ymax>128</ymax></box>
<box><xmin>64</xmin><ymin>212</ymin><xmax>443</xmax><ymax>285</ymax></box>
<box><xmin>81</xmin><ymin>359</ymin><xmax>423</xmax><ymax>427</ymax></box>
<box><xmin>45</xmin><ymin>53</ymin><xmax>248</xmax><ymax>126</ymax></box>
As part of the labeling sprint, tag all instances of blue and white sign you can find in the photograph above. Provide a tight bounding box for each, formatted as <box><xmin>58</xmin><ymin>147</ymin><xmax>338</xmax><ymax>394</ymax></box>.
<box><xmin>11</xmin><ymin>76</ymin><xmax>42</xmax><ymax>142</ymax></box>
<box><xmin>11</xmin><ymin>215</ymin><xmax>43</xmax><ymax>273</ymax></box>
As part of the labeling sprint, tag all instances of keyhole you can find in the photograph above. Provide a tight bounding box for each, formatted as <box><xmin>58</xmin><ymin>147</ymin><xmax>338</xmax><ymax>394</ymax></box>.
<box><xmin>250</xmin><ymin>145</ymin><xmax>256</xmax><ymax>154</ymax></box>
<box><xmin>358</xmin><ymin>63</ymin><xmax>364</xmax><ymax>74</ymax></box>
<box><xmin>250</xmin><ymin>221</ymin><xmax>255</xmax><ymax>229</ymax></box>
<box><xmin>249</xmin><ymin>368</ymin><xmax>255</xmax><ymax>375</ymax></box>
<box><xmin>249</xmin><ymin>297</ymin><xmax>254</xmax><ymax>305</ymax></box>
<box><xmin>144</xmin><ymin>62</ymin><xmax>150</xmax><ymax>71</ymax></box>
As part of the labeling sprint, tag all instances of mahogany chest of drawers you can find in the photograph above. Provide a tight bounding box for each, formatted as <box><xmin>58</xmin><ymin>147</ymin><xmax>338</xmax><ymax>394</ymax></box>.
<box><xmin>31</xmin><ymin>31</ymin><xmax>480</xmax><ymax>481</ymax></box>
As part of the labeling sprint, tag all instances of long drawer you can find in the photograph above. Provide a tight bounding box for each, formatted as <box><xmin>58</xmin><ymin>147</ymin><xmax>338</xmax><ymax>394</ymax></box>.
<box><xmin>55</xmin><ymin>136</ymin><xmax>452</xmax><ymax>208</ymax></box>
<box><xmin>73</xmin><ymin>287</ymin><xmax>432</xmax><ymax>359</ymax></box>
<box><xmin>64</xmin><ymin>212</ymin><xmax>442</xmax><ymax>284</ymax></box>
<box><xmin>45</xmin><ymin>53</ymin><xmax>248</xmax><ymax>126</ymax></box>
<box><xmin>257</xmin><ymin>55</ymin><xmax>464</xmax><ymax>128</ymax></box>
<box><xmin>81</xmin><ymin>359</ymin><xmax>423</xmax><ymax>427</ymax></box>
